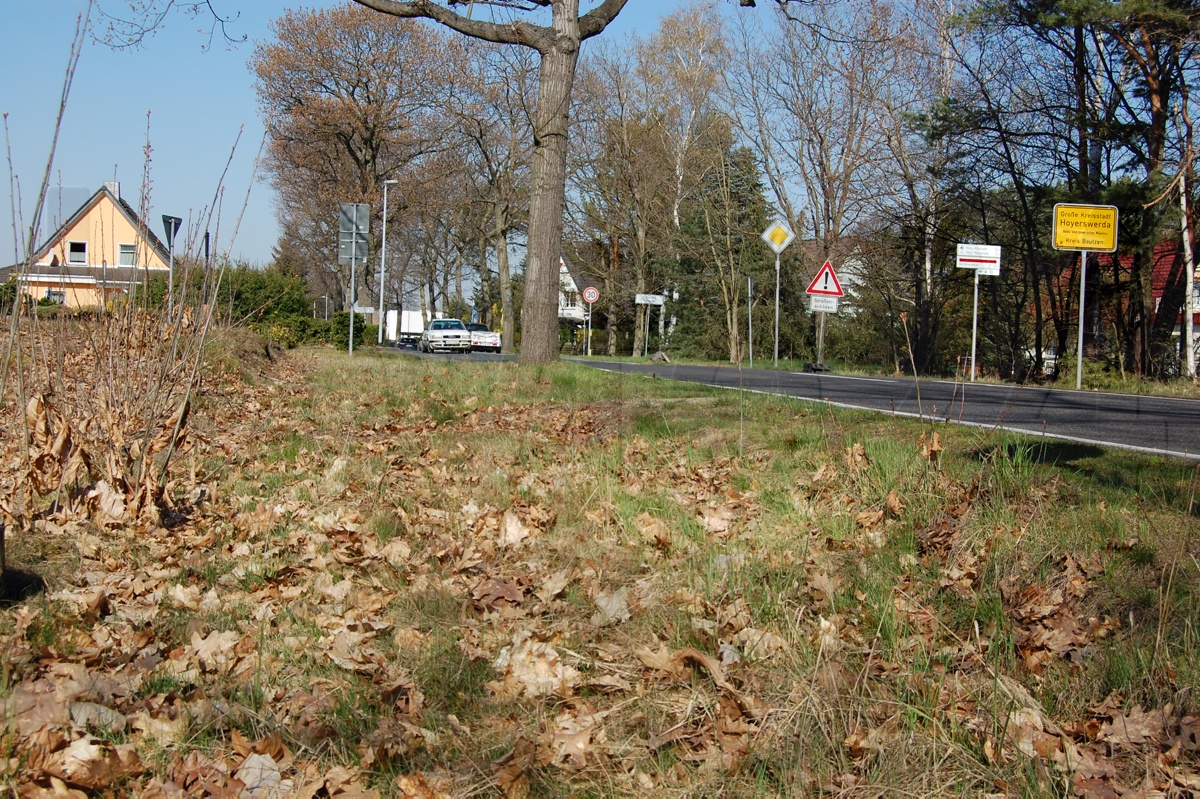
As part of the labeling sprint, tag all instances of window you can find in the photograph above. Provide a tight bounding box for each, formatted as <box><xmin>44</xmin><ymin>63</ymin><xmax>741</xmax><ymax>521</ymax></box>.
<box><xmin>118</xmin><ymin>244</ymin><xmax>136</xmax><ymax>266</ymax></box>
<box><xmin>67</xmin><ymin>241</ymin><xmax>87</xmax><ymax>264</ymax></box>
<box><xmin>44</xmin><ymin>289</ymin><xmax>65</xmax><ymax>304</ymax></box>
<box><xmin>564</xmin><ymin>291</ymin><xmax>578</xmax><ymax>309</ymax></box>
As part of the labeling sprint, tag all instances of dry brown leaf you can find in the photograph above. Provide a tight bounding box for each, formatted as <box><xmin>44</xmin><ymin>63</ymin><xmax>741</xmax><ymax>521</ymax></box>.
<box><xmin>490</xmin><ymin>631</ymin><xmax>580</xmax><ymax>698</ymax></box>
<box><xmin>844</xmin><ymin>443</ymin><xmax>869</xmax><ymax>471</ymax></box>
<box><xmin>635</xmin><ymin>512</ymin><xmax>667</xmax><ymax>540</ymax></box>
<box><xmin>499</xmin><ymin>510</ymin><xmax>532</xmax><ymax>547</ymax></box>
<box><xmin>535</xmin><ymin>569</ymin><xmax>571</xmax><ymax>602</ymax></box>
<box><xmin>698</xmin><ymin>503</ymin><xmax>736</xmax><ymax>535</ymax></box>
<box><xmin>591</xmin><ymin>587</ymin><xmax>631</xmax><ymax>626</ymax></box>
<box><xmin>41</xmin><ymin>736</ymin><xmax>141</xmax><ymax>791</ymax></box>
<box><xmin>1097</xmin><ymin>705</ymin><xmax>1170</xmax><ymax>749</ymax></box>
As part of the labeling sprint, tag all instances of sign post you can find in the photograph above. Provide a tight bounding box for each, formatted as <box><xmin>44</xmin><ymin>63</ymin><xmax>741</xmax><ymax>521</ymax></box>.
<box><xmin>635</xmin><ymin>293</ymin><xmax>665</xmax><ymax>357</ymax></box>
<box><xmin>956</xmin><ymin>243</ymin><xmax>1002</xmax><ymax>382</ymax></box>
<box><xmin>761</xmin><ymin>220</ymin><xmax>795</xmax><ymax>367</ymax></box>
<box><xmin>161</xmin><ymin>215</ymin><xmax>182</xmax><ymax>317</ymax></box>
<box><xmin>583</xmin><ymin>286</ymin><xmax>599</xmax><ymax>356</ymax></box>
<box><xmin>747</xmin><ymin>275</ymin><xmax>755</xmax><ymax>367</ymax></box>
<box><xmin>338</xmin><ymin>203</ymin><xmax>370</xmax><ymax>356</ymax></box>
<box><xmin>805</xmin><ymin>261</ymin><xmax>844</xmax><ymax>368</ymax></box>
<box><xmin>1052</xmin><ymin>204</ymin><xmax>1119</xmax><ymax>389</ymax></box>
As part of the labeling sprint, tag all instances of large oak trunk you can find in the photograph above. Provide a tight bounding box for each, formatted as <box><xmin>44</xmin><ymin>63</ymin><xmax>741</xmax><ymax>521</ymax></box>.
<box><xmin>519</xmin><ymin>32</ymin><xmax>579</xmax><ymax>365</ymax></box>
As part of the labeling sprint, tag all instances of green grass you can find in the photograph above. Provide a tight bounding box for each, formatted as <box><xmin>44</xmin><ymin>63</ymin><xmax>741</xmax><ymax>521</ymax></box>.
<box><xmin>8</xmin><ymin>345</ymin><xmax>1200</xmax><ymax>797</ymax></box>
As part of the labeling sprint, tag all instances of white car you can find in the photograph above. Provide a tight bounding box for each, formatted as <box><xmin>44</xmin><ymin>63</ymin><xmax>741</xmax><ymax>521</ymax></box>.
<box><xmin>417</xmin><ymin>319</ymin><xmax>470</xmax><ymax>353</ymax></box>
<box><xmin>466</xmin><ymin>323</ymin><xmax>501</xmax><ymax>353</ymax></box>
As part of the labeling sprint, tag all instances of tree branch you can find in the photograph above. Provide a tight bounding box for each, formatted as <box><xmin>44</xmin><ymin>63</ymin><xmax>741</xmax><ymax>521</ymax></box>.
<box><xmin>352</xmin><ymin>0</ymin><xmax>541</xmax><ymax>48</ymax></box>
<box><xmin>579</xmin><ymin>0</ymin><xmax>631</xmax><ymax>41</ymax></box>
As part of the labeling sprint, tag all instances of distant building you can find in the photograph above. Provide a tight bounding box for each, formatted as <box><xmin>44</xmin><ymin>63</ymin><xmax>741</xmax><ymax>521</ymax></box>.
<box><xmin>0</xmin><ymin>182</ymin><xmax>171</xmax><ymax>308</ymax></box>
<box><xmin>558</xmin><ymin>255</ymin><xmax>600</xmax><ymax>325</ymax></box>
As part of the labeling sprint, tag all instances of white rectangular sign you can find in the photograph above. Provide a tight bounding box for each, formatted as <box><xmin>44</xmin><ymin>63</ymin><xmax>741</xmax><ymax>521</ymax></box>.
<box><xmin>635</xmin><ymin>293</ymin><xmax>666</xmax><ymax>306</ymax></box>
<box><xmin>957</xmin><ymin>243</ymin><xmax>1001</xmax><ymax>276</ymax></box>
<box><xmin>809</xmin><ymin>295</ymin><xmax>839</xmax><ymax>313</ymax></box>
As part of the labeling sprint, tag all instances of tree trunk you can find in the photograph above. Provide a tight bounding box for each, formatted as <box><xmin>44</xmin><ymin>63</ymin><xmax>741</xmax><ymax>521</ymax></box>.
<box><xmin>497</xmin><ymin>225</ymin><xmax>514</xmax><ymax>353</ymax></box>
<box><xmin>519</xmin><ymin>19</ymin><xmax>581</xmax><ymax>365</ymax></box>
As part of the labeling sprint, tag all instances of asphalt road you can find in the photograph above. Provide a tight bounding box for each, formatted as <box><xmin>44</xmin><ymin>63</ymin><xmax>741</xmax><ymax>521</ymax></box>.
<box><xmin>573</xmin><ymin>360</ymin><xmax>1200</xmax><ymax>461</ymax></box>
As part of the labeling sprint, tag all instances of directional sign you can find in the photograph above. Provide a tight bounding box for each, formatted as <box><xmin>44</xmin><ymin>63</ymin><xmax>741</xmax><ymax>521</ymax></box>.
<box><xmin>583</xmin><ymin>286</ymin><xmax>600</xmax><ymax>304</ymax></box>
<box><xmin>805</xmin><ymin>261</ymin><xmax>844</xmax><ymax>297</ymax></box>
<box><xmin>761</xmin><ymin>219</ymin><xmax>795</xmax><ymax>254</ymax></box>
<box><xmin>956</xmin><ymin>243</ymin><xmax>1001</xmax><ymax>276</ymax></box>
<box><xmin>1052</xmin><ymin>204</ymin><xmax>1119</xmax><ymax>253</ymax></box>
<box><xmin>635</xmin><ymin>293</ymin><xmax>665</xmax><ymax>306</ymax></box>
<box><xmin>337</xmin><ymin>203</ymin><xmax>370</xmax><ymax>266</ymax></box>
<box><xmin>809</xmin><ymin>295</ymin><xmax>839</xmax><ymax>313</ymax></box>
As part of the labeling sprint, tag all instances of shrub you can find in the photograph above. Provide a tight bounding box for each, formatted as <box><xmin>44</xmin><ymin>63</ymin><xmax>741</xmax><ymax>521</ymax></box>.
<box><xmin>329</xmin><ymin>311</ymin><xmax>366</xmax><ymax>349</ymax></box>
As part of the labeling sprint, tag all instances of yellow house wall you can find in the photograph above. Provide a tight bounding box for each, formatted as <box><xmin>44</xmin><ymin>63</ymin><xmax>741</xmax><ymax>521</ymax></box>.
<box><xmin>38</xmin><ymin>194</ymin><xmax>169</xmax><ymax>270</ymax></box>
<box><xmin>16</xmin><ymin>279</ymin><xmax>115</xmax><ymax>310</ymax></box>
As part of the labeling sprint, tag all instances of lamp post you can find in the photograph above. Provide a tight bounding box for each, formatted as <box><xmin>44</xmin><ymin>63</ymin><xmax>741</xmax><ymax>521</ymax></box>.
<box><xmin>378</xmin><ymin>179</ymin><xmax>398</xmax><ymax>344</ymax></box>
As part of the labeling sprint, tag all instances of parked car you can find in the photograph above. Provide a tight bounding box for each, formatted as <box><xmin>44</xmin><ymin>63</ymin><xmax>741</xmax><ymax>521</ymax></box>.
<box><xmin>417</xmin><ymin>318</ymin><xmax>470</xmax><ymax>353</ymax></box>
<box><xmin>466</xmin><ymin>322</ymin><xmax>501</xmax><ymax>353</ymax></box>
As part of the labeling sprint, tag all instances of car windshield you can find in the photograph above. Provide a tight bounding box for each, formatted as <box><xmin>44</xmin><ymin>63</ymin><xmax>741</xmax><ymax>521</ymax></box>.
<box><xmin>431</xmin><ymin>320</ymin><xmax>465</xmax><ymax>330</ymax></box>
<box><xmin>466</xmin><ymin>323</ymin><xmax>491</xmax><ymax>332</ymax></box>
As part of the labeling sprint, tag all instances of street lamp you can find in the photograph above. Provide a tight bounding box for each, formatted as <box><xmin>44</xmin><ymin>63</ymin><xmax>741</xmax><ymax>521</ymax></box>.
<box><xmin>378</xmin><ymin>179</ymin><xmax>399</xmax><ymax>344</ymax></box>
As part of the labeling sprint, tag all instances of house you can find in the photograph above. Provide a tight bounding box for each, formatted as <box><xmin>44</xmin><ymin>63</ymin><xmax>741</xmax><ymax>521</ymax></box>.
<box><xmin>1096</xmin><ymin>240</ymin><xmax>1199</xmax><ymax>329</ymax></box>
<box><xmin>558</xmin><ymin>256</ymin><xmax>601</xmax><ymax>325</ymax></box>
<box><xmin>0</xmin><ymin>182</ymin><xmax>171</xmax><ymax>308</ymax></box>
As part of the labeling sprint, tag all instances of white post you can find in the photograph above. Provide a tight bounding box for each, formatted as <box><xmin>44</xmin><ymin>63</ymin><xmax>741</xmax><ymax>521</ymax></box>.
<box><xmin>970</xmin><ymin>270</ymin><xmax>980</xmax><ymax>382</ymax></box>
<box><xmin>349</xmin><ymin>205</ymin><xmax>359</xmax><ymax>356</ymax></box>
<box><xmin>1182</xmin><ymin>169</ymin><xmax>1195</xmax><ymax>379</ymax></box>
<box><xmin>816</xmin><ymin>310</ymin><xmax>826</xmax><ymax>366</ymax></box>
<box><xmin>1076</xmin><ymin>250</ymin><xmax>1088</xmax><ymax>390</ymax></box>
<box><xmin>378</xmin><ymin>180</ymin><xmax>397</xmax><ymax>345</ymax></box>
<box><xmin>167</xmin><ymin>240</ymin><xmax>174</xmax><ymax>317</ymax></box>
<box><xmin>644</xmin><ymin>305</ymin><xmax>651</xmax><ymax>358</ymax></box>
<box><xmin>587</xmin><ymin>300</ymin><xmax>592</xmax><ymax>356</ymax></box>
<box><xmin>773</xmin><ymin>253</ymin><xmax>781</xmax><ymax>368</ymax></box>
<box><xmin>748</xmin><ymin>275</ymin><xmax>753</xmax><ymax>368</ymax></box>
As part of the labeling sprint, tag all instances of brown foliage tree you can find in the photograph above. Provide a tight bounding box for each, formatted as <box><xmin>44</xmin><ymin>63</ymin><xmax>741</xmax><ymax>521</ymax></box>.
<box><xmin>251</xmin><ymin>5</ymin><xmax>457</xmax><ymax>311</ymax></box>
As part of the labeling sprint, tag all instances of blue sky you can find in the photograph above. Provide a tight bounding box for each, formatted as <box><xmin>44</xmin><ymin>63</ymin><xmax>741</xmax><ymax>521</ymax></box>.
<box><xmin>0</xmin><ymin>0</ymin><xmax>695</xmax><ymax>267</ymax></box>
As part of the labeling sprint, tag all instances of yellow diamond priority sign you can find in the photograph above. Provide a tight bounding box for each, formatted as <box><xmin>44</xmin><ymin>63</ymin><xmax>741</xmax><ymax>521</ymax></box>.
<box><xmin>761</xmin><ymin>219</ymin><xmax>795</xmax><ymax>254</ymax></box>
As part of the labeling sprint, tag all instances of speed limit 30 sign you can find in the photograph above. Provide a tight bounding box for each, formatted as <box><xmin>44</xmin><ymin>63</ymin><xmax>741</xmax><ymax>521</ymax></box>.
<box><xmin>583</xmin><ymin>286</ymin><xmax>599</xmax><ymax>304</ymax></box>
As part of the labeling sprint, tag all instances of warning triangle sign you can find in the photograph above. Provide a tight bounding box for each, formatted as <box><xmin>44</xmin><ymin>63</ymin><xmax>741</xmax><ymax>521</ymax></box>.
<box><xmin>806</xmin><ymin>261</ymin><xmax>844</xmax><ymax>297</ymax></box>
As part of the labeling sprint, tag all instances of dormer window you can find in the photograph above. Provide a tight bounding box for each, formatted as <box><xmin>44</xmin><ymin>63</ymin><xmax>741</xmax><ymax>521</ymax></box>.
<box><xmin>67</xmin><ymin>241</ymin><xmax>87</xmax><ymax>264</ymax></box>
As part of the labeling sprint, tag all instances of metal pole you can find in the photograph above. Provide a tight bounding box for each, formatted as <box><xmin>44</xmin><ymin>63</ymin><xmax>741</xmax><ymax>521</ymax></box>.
<box><xmin>644</xmin><ymin>305</ymin><xmax>651</xmax><ymax>358</ymax></box>
<box><xmin>816</xmin><ymin>310</ymin><xmax>826</xmax><ymax>366</ymax></box>
<box><xmin>748</xmin><ymin>275</ymin><xmax>753</xmax><ymax>368</ymax></box>
<box><xmin>1076</xmin><ymin>250</ymin><xmax>1088</xmax><ymax>390</ymax></box>
<box><xmin>349</xmin><ymin>206</ymin><xmax>358</xmax><ymax>356</ymax></box>
<box><xmin>378</xmin><ymin>180</ymin><xmax>397</xmax><ymax>345</ymax></box>
<box><xmin>1182</xmin><ymin>168</ymin><xmax>1195</xmax><ymax>379</ymax></box>
<box><xmin>587</xmin><ymin>301</ymin><xmax>592</xmax><ymax>356</ymax></box>
<box><xmin>970</xmin><ymin>270</ymin><xmax>980</xmax><ymax>382</ymax></box>
<box><xmin>167</xmin><ymin>223</ymin><xmax>176</xmax><ymax>317</ymax></box>
<box><xmin>773</xmin><ymin>253</ymin><xmax>780</xmax><ymax>368</ymax></box>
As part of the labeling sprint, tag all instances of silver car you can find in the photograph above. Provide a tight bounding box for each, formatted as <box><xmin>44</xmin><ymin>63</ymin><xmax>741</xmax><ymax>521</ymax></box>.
<box><xmin>417</xmin><ymin>318</ymin><xmax>470</xmax><ymax>353</ymax></box>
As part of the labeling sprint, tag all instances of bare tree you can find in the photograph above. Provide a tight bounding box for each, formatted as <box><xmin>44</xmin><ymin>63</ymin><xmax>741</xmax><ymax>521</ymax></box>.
<box><xmin>352</xmin><ymin>0</ymin><xmax>630</xmax><ymax>364</ymax></box>
<box><xmin>251</xmin><ymin>5</ymin><xmax>457</xmax><ymax>310</ymax></box>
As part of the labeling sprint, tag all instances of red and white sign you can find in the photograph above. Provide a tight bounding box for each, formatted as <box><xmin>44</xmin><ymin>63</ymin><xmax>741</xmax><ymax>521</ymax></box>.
<box><xmin>583</xmin><ymin>286</ymin><xmax>599</xmax><ymax>304</ymax></box>
<box><xmin>956</xmin><ymin>243</ymin><xmax>1001</xmax><ymax>276</ymax></box>
<box><xmin>806</xmin><ymin>261</ymin><xmax>844</xmax><ymax>297</ymax></box>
